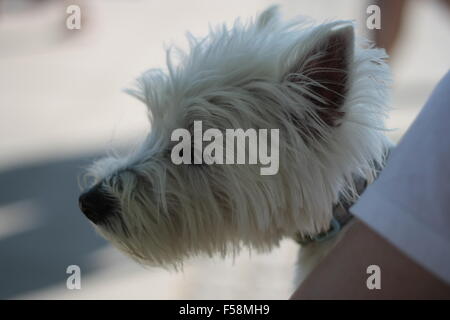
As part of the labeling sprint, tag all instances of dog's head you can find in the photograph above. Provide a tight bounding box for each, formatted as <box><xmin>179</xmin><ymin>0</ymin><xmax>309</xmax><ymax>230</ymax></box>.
<box><xmin>79</xmin><ymin>7</ymin><xmax>390</xmax><ymax>267</ymax></box>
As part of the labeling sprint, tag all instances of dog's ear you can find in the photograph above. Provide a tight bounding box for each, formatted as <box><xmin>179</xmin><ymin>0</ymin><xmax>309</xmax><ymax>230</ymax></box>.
<box><xmin>286</xmin><ymin>23</ymin><xmax>354</xmax><ymax>127</ymax></box>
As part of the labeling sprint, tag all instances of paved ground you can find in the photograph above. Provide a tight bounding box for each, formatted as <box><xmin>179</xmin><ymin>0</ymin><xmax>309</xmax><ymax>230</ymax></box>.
<box><xmin>0</xmin><ymin>0</ymin><xmax>449</xmax><ymax>299</ymax></box>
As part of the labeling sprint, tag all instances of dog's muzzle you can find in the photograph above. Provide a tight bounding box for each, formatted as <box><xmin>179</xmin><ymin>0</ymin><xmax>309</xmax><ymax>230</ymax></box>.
<box><xmin>79</xmin><ymin>184</ymin><xmax>117</xmax><ymax>224</ymax></box>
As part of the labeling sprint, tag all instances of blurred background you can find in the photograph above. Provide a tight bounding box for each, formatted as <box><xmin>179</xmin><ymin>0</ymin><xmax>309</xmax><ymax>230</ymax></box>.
<box><xmin>0</xmin><ymin>0</ymin><xmax>449</xmax><ymax>299</ymax></box>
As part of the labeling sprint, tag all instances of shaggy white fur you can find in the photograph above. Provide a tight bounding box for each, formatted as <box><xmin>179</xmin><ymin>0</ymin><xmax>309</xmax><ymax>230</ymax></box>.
<box><xmin>84</xmin><ymin>6</ymin><xmax>391</xmax><ymax>275</ymax></box>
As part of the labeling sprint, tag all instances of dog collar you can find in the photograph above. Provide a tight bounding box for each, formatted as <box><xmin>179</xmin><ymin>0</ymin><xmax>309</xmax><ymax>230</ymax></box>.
<box><xmin>294</xmin><ymin>176</ymin><xmax>367</xmax><ymax>245</ymax></box>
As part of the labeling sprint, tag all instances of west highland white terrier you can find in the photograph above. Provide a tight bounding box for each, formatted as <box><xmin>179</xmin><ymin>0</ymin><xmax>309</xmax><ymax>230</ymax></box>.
<box><xmin>79</xmin><ymin>6</ymin><xmax>391</xmax><ymax>285</ymax></box>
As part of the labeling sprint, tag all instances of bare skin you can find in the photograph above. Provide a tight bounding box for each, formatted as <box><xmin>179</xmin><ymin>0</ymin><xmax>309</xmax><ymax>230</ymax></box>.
<box><xmin>290</xmin><ymin>219</ymin><xmax>450</xmax><ymax>299</ymax></box>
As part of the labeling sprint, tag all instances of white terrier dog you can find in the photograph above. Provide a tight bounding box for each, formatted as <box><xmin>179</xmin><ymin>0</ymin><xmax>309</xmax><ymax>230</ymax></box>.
<box><xmin>79</xmin><ymin>6</ymin><xmax>391</xmax><ymax>284</ymax></box>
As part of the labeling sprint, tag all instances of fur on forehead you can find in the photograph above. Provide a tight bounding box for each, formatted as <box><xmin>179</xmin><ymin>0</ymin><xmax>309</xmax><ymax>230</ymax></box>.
<box><xmin>127</xmin><ymin>6</ymin><xmax>354</xmax><ymax>129</ymax></box>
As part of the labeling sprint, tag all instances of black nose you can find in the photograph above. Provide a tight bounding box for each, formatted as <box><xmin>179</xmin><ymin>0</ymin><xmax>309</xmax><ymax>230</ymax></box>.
<box><xmin>79</xmin><ymin>184</ymin><xmax>117</xmax><ymax>224</ymax></box>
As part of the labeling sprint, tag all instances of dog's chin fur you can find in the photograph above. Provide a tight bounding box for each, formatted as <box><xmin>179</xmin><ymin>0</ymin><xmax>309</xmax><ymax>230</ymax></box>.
<box><xmin>84</xmin><ymin>6</ymin><xmax>391</xmax><ymax>271</ymax></box>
